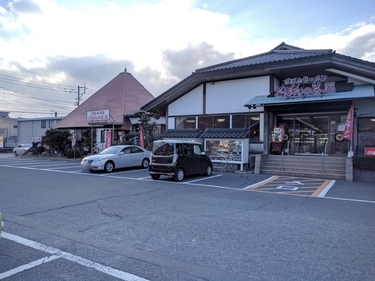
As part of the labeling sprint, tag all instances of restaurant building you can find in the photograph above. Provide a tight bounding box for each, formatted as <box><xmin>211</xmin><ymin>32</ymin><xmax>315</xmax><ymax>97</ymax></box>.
<box><xmin>141</xmin><ymin>43</ymin><xmax>375</xmax><ymax>178</ymax></box>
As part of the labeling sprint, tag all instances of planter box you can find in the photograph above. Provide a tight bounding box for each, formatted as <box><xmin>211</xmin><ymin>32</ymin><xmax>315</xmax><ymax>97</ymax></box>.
<box><xmin>353</xmin><ymin>168</ymin><xmax>375</xmax><ymax>182</ymax></box>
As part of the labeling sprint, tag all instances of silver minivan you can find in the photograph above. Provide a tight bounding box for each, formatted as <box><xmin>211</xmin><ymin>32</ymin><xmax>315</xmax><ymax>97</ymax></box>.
<box><xmin>149</xmin><ymin>140</ymin><xmax>213</xmax><ymax>181</ymax></box>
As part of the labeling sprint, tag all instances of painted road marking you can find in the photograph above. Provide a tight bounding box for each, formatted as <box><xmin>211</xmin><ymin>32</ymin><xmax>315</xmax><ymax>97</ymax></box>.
<box><xmin>1</xmin><ymin>232</ymin><xmax>149</xmax><ymax>281</ymax></box>
<box><xmin>245</xmin><ymin>176</ymin><xmax>334</xmax><ymax>197</ymax></box>
<box><xmin>0</xmin><ymin>255</ymin><xmax>61</xmax><ymax>279</ymax></box>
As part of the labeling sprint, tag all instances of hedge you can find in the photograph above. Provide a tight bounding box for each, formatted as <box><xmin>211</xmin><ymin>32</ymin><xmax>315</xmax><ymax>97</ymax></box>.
<box><xmin>352</xmin><ymin>155</ymin><xmax>375</xmax><ymax>170</ymax></box>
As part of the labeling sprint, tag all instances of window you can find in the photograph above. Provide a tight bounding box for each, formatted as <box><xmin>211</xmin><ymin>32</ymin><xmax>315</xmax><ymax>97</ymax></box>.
<box><xmin>176</xmin><ymin>117</ymin><xmax>196</xmax><ymax>129</ymax></box>
<box><xmin>41</xmin><ymin>120</ymin><xmax>46</xmax><ymax>128</ymax></box>
<box><xmin>198</xmin><ymin>116</ymin><xmax>213</xmax><ymax>130</ymax></box>
<box><xmin>214</xmin><ymin>115</ymin><xmax>229</xmax><ymax>128</ymax></box>
<box><xmin>183</xmin><ymin>144</ymin><xmax>193</xmax><ymax>156</ymax></box>
<box><xmin>358</xmin><ymin>117</ymin><xmax>375</xmax><ymax>155</ymax></box>
<box><xmin>232</xmin><ymin>114</ymin><xmax>247</xmax><ymax>128</ymax></box>
<box><xmin>198</xmin><ymin>115</ymin><xmax>230</xmax><ymax>129</ymax></box>
<box><xmin>193</xmin><ymin>144</ymin><xmax>203</xmax><ymax>155</ymax></box>
<box><xmin>249</xmin><ymin>115</ymin><xmax>260</xmax><ymax>140</ymax></box>
<box><xmin>48</xmin><ymin>120</ymin><xmax>55</xmax><ymax>128</ymax></box>
<box><xmin>131</xmin><ymin>147</ymin><xmax>143</xmax><ymax>153</ymax></box>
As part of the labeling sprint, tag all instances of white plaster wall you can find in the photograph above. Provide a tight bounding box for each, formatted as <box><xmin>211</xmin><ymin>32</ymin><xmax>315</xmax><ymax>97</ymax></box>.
<box><xmin>168</xmin><ymin>117</ymin><xmax>175</xmax><ymax>129</ymax></box>
<box><xmin>168</xmin><ymin>85</ymin><xmax>203</xmax><ymax>116</ymax></box>
<box><xmin>206</xmin><ymin>76</ymin><xmax>269</xmax><ymax>114</ymax></box>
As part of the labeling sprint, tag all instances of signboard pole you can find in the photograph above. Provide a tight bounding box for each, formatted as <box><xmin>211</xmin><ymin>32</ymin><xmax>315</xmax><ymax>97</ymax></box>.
<box><xmin>91</xmin><ymin>125</ymin><xmax>94</xmax><ymax>154</ymax></box>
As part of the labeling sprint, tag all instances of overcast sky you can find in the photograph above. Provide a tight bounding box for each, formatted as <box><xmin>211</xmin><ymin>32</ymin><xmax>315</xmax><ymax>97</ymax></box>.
<box><xmin>1</xmin><ymin>0</ymin><xmax>374</xmax><ymax>118</ymax></box>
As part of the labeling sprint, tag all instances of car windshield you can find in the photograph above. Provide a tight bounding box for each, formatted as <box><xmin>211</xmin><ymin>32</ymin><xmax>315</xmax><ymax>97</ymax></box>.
<box><xmin>153</xmin><ymin>143</ymin><xmax>175</xmax><ymax>155</ymax></box>
<box><xmin>99</xmin><ymin>146</ymin><xmax>123</xmax><ymax>155</ymax></box>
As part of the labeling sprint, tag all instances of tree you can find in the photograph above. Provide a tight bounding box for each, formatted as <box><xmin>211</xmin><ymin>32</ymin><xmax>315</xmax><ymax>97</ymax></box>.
<box><xmin>125</xmin><ymin>110</ymin><xmax>159</xmax><ymax>150</ymax></box>
<box><xmin>42</xmin><ymin>129</ymin><xmax>71</xmax><ymax>153</ymax></box>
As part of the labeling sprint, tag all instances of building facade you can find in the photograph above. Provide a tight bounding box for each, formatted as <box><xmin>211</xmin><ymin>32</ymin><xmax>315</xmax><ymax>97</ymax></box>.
<box><xmin>17</xmin><ymin>116</ymin><xmax>63</xmax><ymax>144</ymax></box>
<box><xmin>0</xmin><ymin>111</ymin><xmax>18</xmax><ymax>148</ymax></box>
<box><xmin>141</xmin><ymin>43</ymin><xmax>375</xmax><ymax>174</ymax></box>
<box><xmin>53</xmin><ymin>71</ymin><xmax>156</xmax><ymax>152</ymax></box>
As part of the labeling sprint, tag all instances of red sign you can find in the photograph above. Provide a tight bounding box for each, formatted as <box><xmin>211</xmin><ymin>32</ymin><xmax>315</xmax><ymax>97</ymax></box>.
<box><xmin>343</xmin><ymin>102</ymin><xmax>354</xmax><ymax>140</ymax></box>
<box><xmin>139</xmin><ymin>127</ymin><xmax>144</xmax><ymax>148</ymax></box>
<box><xmin>105</xmin><ymin>131</ymin><xmax>112</xmax><ymax>148</ymax></box>
<box><xmin>365</xmin><ymin>147</ymin><xmax>375</xmax><ymax>156</ymax></box>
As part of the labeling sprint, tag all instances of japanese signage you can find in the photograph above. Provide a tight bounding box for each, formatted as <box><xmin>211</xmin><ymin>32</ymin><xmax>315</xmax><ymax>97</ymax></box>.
<box><xmin>87</xmin><ymin>110</ymin><xmax>110</xmax><ymax>123</ymax></box>
<box><xmin>30</xmin><ymin>137</ymin><xmax>41</xmax><ymax>143</ymax></box>
<box><xmin>274</xmin><ymin>75</ymin><xmax>336</xmax><ymax>97</ymax></box>
<box><xmin>365</xmin><ymin>147</ymin><xmax>375</xmax><ymax>156</ymax></box>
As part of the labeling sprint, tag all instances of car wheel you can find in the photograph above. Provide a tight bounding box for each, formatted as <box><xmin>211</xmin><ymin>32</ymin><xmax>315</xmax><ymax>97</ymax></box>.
<box><xmin>174</xmin><ymin>168</ymin><xmax>185</xmax><ymax>182</ymax></box>
<box><xmin>14</xmin><ymin>151</ymin><xmax>17</xmax><ymax>157</ymax></box>
<box><xmin>151</xmin><ymin>174</ymin><xmax>160</xmax><ymax>180</ymax></box>
<box><xmin>104</xmin><ymin>161</ymin><xmax>115</xmax><ymax>173</ymax></box>
<box><xmin>204</xmin><ymin>165</ymin><xmax>213</xmax><ymax>176</ymax></box>
<box><xmin>141</xmin><ymin>158</ymin><xmax>150</xmax><ymax>168</ymax></box>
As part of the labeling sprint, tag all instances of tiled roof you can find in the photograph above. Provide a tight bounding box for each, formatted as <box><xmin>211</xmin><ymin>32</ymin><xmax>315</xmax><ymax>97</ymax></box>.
<box><xmin>159</xmin><ymin>129</ymin><xmax>203</xmax><ymax>138</ymax></box>
<box><xmin>199</xmin><ymin>128</ymin><xmax>250</xmax><ymax>139</ymax></box>
<box><xmin>196</xmin><ymin>48</ymin><xmax>332</xmax><ymax>73</ymax></box>
<box><xmin>159</xmin><ymin>128</ymin><xmax>250</xmax><ymax>139</ymax></box>
<box><xmin>54</xmin><ymin>72</ymin><xmax>155</xmax><ymax>129</ymax></box>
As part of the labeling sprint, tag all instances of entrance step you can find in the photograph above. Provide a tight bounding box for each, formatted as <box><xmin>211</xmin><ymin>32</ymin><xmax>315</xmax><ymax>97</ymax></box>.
<box><xmin>260</xmin><ymin>155</ymin><xmax>346</xmax><ymax>180</ymax></box>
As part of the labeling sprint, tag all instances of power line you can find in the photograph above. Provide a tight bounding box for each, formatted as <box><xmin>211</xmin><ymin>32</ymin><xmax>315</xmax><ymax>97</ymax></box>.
<box><xmin>0</xmin><ymin>73</ymin><xmax>96</xmax><ymax>94</ymax></box>
<box><xmin>0</xmin><ymin>73</ymin><xmax>76</xmax><ymax>92</ymax></box>
<box><xmin>0</xmin><ymin>86</ymin><xmax>73</xmax><ymax>105</ymax></box>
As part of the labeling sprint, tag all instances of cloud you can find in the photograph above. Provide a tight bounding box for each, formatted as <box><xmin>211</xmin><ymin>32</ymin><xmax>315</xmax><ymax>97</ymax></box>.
<box><xmin>1</xmin><ymin>0</ymin><xmax>375</xmax><ymax>118</ymax></box>
<box><xmin>10</xmin><ymin>0</ymin><xmax>43</xmax><ymax>14</ymax></box>
<box><xmin>294</xmin><ymin>22</ymin><xmax>375</xmax><ymax>62</ymax></box>
<box><xmin>162</xmin><ymin>42</ymin><xmax>235</xmax><ymax>80</ymax></box>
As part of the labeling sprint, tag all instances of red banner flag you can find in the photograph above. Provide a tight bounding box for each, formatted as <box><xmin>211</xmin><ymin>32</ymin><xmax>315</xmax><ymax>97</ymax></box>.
<box><xmin>343</xmin><ymin>102</ymin><xmax>354</xmax><ymax>140</ymax></box>
<box><xmin>105</xmin><ymin>131</ymin><xmax>112</xmax><ymax>148</ymax></box>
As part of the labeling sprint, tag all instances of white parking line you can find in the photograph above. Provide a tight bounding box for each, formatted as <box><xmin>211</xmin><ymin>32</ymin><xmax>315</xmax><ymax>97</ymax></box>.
<box><xmin>0</xmin><ymin>255</ymin><xmax>61</xmax><ymax>279</ymax></box>
<box><xmin>317</xmin><ymin>180</ymin><xmax>335</xmax><ymax>197</ymax></box>
<box><xmin>1</xmin><ymin>232</ymin><xmax>150</xmax><ymax>281</ymax></box>
<box><xmin>185</xmin><ymin>174</ymin><xmax>222</xmax><ymax>183</ymax></box>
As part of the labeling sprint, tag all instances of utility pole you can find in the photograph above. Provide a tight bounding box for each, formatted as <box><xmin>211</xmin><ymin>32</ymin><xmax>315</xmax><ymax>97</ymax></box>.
<box><xmin>76</xmin><ymin>83</ymin><xmax>86</xmax><ymax>106</ymax></box>
<box><xmin>64</xmin><ymin>83</ymin><xmax>86</xmax><ymax>106</ymax></box>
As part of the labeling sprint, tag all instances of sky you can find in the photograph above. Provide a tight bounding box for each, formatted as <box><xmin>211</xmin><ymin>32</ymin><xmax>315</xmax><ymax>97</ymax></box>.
<box><xmin>0</xmin><ymin>0</ymin><xmax>374</xmax><ymax>118</ymax></box>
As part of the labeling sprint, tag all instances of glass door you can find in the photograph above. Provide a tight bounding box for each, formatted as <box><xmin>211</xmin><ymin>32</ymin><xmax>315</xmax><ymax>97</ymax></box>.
<box><xmin>277</xmin><ymin>115</ymin><xmax>347</xmax><ymax>155</ymax></box>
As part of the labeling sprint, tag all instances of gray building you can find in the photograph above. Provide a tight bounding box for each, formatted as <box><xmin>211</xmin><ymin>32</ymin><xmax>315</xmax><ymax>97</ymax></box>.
<box><xmin>17</xmin><ymin>116</ymin><xmax>63</xmax><ymax>144</ymax></box>
<box><xmin>0</xmin><ymin>111</ymin><xmax>18</xmax><ymax>148</ymax></box>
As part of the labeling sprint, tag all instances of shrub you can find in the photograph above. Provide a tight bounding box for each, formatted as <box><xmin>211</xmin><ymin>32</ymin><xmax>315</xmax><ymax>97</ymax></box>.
<box><xmin>66</xmin><ymin>149</ymin><xmax>81</xmax><ymax>158</ymax></box>
<box><xmin>352</xmin><ymin>155</ymin><xmax>375</xmax><ymax>170</ymax></box>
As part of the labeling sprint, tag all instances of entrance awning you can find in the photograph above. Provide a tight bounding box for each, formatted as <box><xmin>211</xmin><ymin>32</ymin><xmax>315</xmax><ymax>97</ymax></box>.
<box><xmin>244</xmin><ymin>84</ymin><xmax>374</xmax><ymax>108</ymax></box>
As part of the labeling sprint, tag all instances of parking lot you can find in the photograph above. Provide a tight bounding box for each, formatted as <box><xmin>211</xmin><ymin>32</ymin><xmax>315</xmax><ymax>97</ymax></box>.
<box><xmin>0</xmin><ymin>153</ymin><xmax>374</xmax><ymax>202</ymax></box>
<box><xmin>1</xmin><ymin>153</ymin><xmax>375</xmax><ymax>281</ymax></box>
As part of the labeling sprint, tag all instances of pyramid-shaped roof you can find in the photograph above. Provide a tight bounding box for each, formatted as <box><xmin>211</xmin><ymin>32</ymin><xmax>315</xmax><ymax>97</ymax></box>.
<box><xmin>54</xmin><ymin>71</ymin><xmax>154</xmax><ymax>129</ymax></box>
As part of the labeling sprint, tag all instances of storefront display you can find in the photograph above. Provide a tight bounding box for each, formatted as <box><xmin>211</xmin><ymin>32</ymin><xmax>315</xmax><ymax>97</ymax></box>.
<box><xmin>205</xmin><ymin>139</ymin><xmax>249</xmax><ymax>165</ymax></box>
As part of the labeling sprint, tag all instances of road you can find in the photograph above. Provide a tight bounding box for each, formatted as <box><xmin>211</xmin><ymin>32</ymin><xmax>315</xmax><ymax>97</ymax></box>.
<box><xmin>0</xmin><ymin>154</ymin><xmax>374</xmax><ymax>281</ymax></box>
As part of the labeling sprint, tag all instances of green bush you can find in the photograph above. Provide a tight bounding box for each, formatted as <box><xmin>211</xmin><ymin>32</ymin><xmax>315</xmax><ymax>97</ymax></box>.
<box><xmin>66</xmin><ymin>149</ymin><xmax>81</xmax><ymax>158</ymax></box>
<box><xmin>352</xmin><ymin>155</ymin><xmax>375</xmax><ymax>170</ymax></box>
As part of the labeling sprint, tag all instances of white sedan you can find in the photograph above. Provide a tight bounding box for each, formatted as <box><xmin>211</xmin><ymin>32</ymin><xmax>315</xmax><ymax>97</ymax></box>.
<box><xmin>80</xmin><ymin>145</ymin><xmax>151</xmax><ymax>173</ymax></box>
<box><xmin>13</xmin><ymin>143</ymin><xmax>32</xmax><ymax>156</ymax></box>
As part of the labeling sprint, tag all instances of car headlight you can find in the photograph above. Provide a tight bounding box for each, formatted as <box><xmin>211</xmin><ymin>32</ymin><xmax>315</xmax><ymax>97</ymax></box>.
<box><xmin>93</xmin><ymin>158</ymin><xmax>106</xmax><ymax>164</ymax></box>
